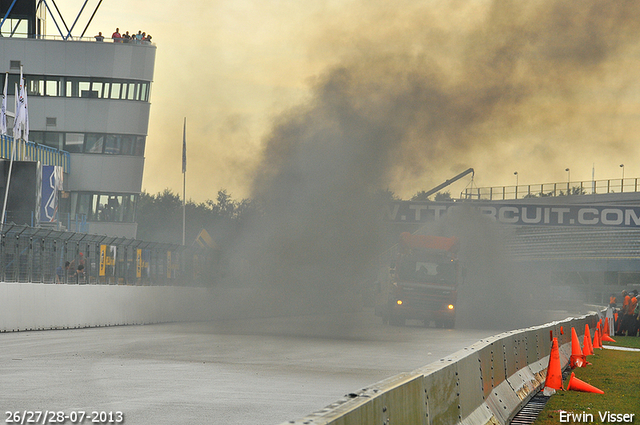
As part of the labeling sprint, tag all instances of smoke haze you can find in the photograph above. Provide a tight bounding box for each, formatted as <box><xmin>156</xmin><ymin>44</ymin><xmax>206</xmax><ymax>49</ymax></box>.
<box><xmin>213</xmin><ymin>0</ymin><xmax>640</xmax><ymax>325</ymax></box>
<box><xmin>49</xmin><ymin>1</ymin><xmax>640</xmax><ymax>331</ymax></box>
<box><xmin>51</xmin><ymin>0</ymin><xmax>640</xmax><ymax>201</ymax></box>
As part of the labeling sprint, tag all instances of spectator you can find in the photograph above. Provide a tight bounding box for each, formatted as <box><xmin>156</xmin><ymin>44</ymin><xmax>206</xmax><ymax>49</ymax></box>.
<box><xmin>112</xmin><ymin>28</ymin><xmax>121</xmax><ymax>42</ymax></box>
<box><xmin>135</xmin><ymin>30</ymin><xmax>143</xmax><ymax>44</ymax></box>
<box><xmin>122</xmin><ymin>31</ymin><xmax>131</xmax><ymax>43</ymax></box>
<box><xmin>95</xmin><ymin>32</ymin><xmax>104</xmax><ymax>42</ymax></box>
<box><xmin>144</xmin><ymin>34</ymin><xmax>152</xmax><ymax>44</ymax></box>
<box><xmin>55</xmin><ymin>261</ymin><xmax>70</xmax><ymax>283</ymax></box>
<box><xmin>616</xmin><ymin>290</ymin><xmax>629</xmax><ymax>335</ymax></box>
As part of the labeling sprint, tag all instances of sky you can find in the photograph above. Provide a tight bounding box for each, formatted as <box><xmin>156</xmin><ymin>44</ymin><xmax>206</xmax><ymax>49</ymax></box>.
<box><xmin>50</xmin><ymin>0</ymin><xmax>640</xmax><ymax>203</ymax></box>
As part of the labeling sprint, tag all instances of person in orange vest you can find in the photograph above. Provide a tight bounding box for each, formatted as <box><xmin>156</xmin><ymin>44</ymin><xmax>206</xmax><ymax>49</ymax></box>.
<box><xmin>620</xmin><ymin>290</ymin><xmax>637</xmax><ymax>336</ymax></box>
<box><xmin>627</xmin><ymin>290</ymin><xmax>639</xmax><ymax>337</ymax></box>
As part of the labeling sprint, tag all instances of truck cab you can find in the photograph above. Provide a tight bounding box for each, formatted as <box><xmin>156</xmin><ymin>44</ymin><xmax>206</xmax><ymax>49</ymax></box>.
<box><xmin>382</xmin><ymin>232</ymin><xmax>461</xmax><ymax>328</ymax></box>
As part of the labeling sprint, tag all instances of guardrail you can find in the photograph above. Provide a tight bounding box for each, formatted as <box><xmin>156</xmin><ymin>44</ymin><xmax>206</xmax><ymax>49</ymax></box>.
<box><xmin>280</xmin><ymin>312</ymin><xmax>599</xmax><ymax>425</ymax></box>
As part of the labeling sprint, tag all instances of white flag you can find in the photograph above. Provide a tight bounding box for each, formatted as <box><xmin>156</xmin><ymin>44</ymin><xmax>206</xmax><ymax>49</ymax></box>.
<box><xmin>12</xmin><ymin>68</ymin><xmax>26</xmax><ymax>141</ymax></box>
<box><xmin>23</xmin><ymin>76</ymin><xmax>28</xmax><ymax>142</ymax></box>
<box><xmin>1</xmin><ymin>73</ymin><xmax>7</xmax><ymax>135</ymax></box>
<box><xmin>13</xmin><ymin>82</ymin><xmax>21</xmax><ymax>141</ymax></box>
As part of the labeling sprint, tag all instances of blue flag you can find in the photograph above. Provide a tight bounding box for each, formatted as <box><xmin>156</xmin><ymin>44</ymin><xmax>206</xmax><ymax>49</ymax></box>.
<box><xmin>182</xmin><ymin>117</ymin><xmax>186</xmax><ymax>173</ymax></box>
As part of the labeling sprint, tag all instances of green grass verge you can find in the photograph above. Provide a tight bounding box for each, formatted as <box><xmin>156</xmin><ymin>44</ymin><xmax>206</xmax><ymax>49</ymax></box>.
<box><xmin>534</xmin><ymin>337</ymin><xmax>640</xmax><ymax>424</ymax></box>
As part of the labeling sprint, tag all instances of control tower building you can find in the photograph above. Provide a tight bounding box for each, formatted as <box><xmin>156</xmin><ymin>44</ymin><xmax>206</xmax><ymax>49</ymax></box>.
<box><xmin>0</xmin><ymin>0</ymin><xmax>155</xmax><ymax>238</ymax></box>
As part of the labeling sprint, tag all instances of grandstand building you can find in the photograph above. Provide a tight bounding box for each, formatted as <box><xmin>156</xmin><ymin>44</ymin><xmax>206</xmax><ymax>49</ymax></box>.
<box><xmin>0</xmin><ymin>0</ymin><xmax>155</xmax><ymax>238</ymax></box>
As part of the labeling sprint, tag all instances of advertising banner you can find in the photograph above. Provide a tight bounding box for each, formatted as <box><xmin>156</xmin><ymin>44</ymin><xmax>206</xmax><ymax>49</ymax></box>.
<box><xmin>99</xmin><ymin>245</ymin><xmax>117</xmax><ymax>276</ymax></box>
<box><xmin>99</xmin><ymin>245</ymin><xmax>107</xmax><ymax>276</ymax></box>
<box><xmin>39</xmin><ymin>165</ymin><xmax>62</xmax><ymax>223</ymax></box>
<box><xmin>384</xmin><ymin>201</ymin><xmax>640</xmax><ymax>228</ymax></box>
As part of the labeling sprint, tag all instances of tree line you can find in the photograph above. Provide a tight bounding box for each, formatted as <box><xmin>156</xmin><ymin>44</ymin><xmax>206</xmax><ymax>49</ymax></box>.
<box><xmin>135</xmin><ymin>189</ymin><xmax>259</xmax><ymax>247</ymax></box>
<box><xmin>134</xmin><ymin>188</ymin><xmax>454</xmax><ymax>247</ymax></box>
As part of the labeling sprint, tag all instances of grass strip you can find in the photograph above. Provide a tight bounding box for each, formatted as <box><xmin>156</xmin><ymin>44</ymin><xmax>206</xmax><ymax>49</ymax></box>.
<box><xmin>534</xmin><ymin>337</ymin><xmax>640</xmax><ymax>424</ymax></box>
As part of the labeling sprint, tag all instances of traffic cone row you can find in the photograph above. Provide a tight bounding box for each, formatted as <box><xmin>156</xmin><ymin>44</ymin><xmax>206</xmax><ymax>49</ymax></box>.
<box><xmin>544</xmin><ymin>326</ymin><xmax>604</xmax><ymax>395</ymax></box>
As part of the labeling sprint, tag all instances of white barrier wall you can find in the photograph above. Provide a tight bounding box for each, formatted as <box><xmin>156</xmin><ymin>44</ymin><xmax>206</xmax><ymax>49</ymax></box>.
<box><xmin>281</xmin><ymin>314</ymin><xmax>600</xmax><ymax>425</ymax></box>
<box><xmin>0</xmin><ymin>282</ymin><xmax>215</xmax><ymax>332</ymax></box>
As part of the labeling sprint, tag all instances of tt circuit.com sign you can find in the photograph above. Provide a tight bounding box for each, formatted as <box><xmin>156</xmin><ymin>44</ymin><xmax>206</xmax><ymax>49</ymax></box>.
<box><xmin>384</xmin><ymin>201</ymin><xmax>640</xmax><ymax>228</ymax></box>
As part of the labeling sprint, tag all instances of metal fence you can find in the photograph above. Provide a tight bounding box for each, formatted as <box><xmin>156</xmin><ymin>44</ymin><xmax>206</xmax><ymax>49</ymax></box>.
<box><xmin>0</xmin><ymin>224</ymin><xmax>217</xmax><ymax>286</ymax></box>
<box><xmin>462</xmin><ymin>177</ymin><xmax>640</xmax><ymax>200</ymax></box>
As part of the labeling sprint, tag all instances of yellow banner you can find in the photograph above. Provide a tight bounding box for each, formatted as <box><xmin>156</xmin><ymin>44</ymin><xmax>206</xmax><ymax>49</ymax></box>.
<box><xmin>136</xmin><ymin>249</ymin><xmax>142</xmax><ymax>278</ymax></box>
<box><xmin>99</xmin><ymin>245</ymin><xmax>107</xmax><ymax>276</ymax></box>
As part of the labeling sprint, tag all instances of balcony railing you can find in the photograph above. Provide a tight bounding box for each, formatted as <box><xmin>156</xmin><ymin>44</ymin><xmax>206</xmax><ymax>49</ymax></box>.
<box><xmin>0</xmin><ymin>32</ymin><xmax>154</xmax><ymax>45</ymax></box>
<box><xmin>0</xmin><ymin>135</ymin><xmax>70</xmax><ymax>173</ymax></box>
<box><xmin>462</xmin><ymin>178</ymin><xmax>640</xmax><ymax>201</ymax></box>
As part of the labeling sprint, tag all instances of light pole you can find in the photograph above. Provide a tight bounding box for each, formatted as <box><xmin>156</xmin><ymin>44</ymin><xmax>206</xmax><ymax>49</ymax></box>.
<box><xmin>565</xmin><ymin>168</ymin><xmax>570</xmax><ymax>194</ymax></box>
<box><xmin>514</xmin><ymin>172</ymin><xmax>518</xmax><ymax>199</ymax></box>
<box><xmin>620</xmin><ymin>164</ymin><xmax>624</xmax><ymax>192</ymax></box>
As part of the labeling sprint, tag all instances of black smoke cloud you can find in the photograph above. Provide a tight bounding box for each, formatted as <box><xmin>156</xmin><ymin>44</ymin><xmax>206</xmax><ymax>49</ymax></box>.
<box><xmin>218</xmin><ymin>0</ymin><xmax>640</xmax><ymax>323</ymax></box>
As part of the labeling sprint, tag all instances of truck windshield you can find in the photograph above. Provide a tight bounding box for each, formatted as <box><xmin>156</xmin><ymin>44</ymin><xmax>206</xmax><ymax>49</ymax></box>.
<box><xmin>396</xmin><ymin>256</ymin><xmax>455</xmax><ymax>283</ymax></box>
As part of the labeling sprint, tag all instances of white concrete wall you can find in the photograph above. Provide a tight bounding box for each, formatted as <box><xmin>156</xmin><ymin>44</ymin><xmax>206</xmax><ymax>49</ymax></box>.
<box><xmin>0</xmin><ymin>282</ymin><xmax>214</xmax><ymax>332</ymax></box>
<box><xmin>282</xmin><ymin>314</ymin><xmax>601</xmax><ymax>425</ymax></box>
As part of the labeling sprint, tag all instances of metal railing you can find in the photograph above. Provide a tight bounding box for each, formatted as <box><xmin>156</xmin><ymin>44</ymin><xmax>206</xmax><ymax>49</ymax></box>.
<box><xmin>462</xmin><ymin>178</ymin><xmax>640</xmax><ymax>201</ymax></box>
<box><xmin>0</xmin><ymin>135</ymin><xmax>70</xmax><ymax>173</ymax></box>
<box><xmin>0</xmin><ymin>224</ymin><xmax>218</xmax><ymax>286</ymax></box>
<box><xmin>0</xmin><ymin>32</ymin><xmax>155</xmax><ymax>45</ymax></box>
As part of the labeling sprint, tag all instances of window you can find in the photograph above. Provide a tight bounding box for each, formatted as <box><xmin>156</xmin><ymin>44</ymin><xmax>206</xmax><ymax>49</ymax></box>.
<box><xmin>105</xmin><ymin>134</ymin><xmax>121</xmax><ymax>155</ymax></box>
<box><xmin>64</xmin><ymin>133</ymin><xmax>85</xmax><ymax>153</ymax></box>
<box><xmin>45</xmin><ymin>79</ymin><xmax>61</xmax><ymax>96</ymax></box>
<box><xmin>3</xmin><ymin>74</ymin><xmax>150</xmax><ymax>101</ymax></box>
<box><xmin>85</xmin><ymin>134</ymin><xmax>104</xmax><ymax>153</ymax></box>
<box><xmin>5</xmin><ymin>74</ymin><xmax>19</xmax><ymax>95</ymax></box>
<box><xmin>32</xmin><ymin>131</ymin><xmax>145</xmax><ymax>156</ymax></box>
<box><xmin>110</xmin><ymin>82</ymin><xmax>121</xmax><ymax>99</ymax></box>
<box><xmin>44</xmin><ymin>132</ymin><xmax>64</xmax><ymax>150</ymax></box>
<box><xmin>30</xmin><ymin>131</ymin><xmax>44</xmax><ymax>145</ymax></box>
<box><xmin>120</xmin><ymin>135</ymin><xmax>135</xmax><ymax>155</ymax></box>
<box><xmin>76</xmin><ymin>193</ymin><xmax>92</xmax><ymax>218</ymax></box>
<box><xmin>79</xmin><ymin>81</ymin><xmax>94</xmax><ymax>98</ymax></box>
<box><xmin>91</xmin><ymin>81</ymin><xmax>104</xmax><ymax>99</ymax></box>
<box><xmin>134</xmin><ymin>136</ymin><xmax>146</xmax><ymax>156</ymax></box>
<box><xmin>73</xmin><ymin>193</ymin><xmax>137</xmax><ymax>222</ymax></box>
<box><xmin>26</xmin><ymin>77</ymin><xmax>44</xmax><ymax>96</ymax></box>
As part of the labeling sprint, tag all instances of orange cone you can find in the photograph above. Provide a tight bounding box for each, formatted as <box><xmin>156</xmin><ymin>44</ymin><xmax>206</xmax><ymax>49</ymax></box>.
<box><xmin>566</xmin><ymin>372</ymin><xmax>604</xmax><ymax>394</ymax></box>
<box><xmin>583</xmin><ymin>324</ymin><xmax>594</xmax><ymax>355</ymax></box>
<box><xmin>593</xmin><ymin>328</ymin><xmax>602</xmax><ymax>349</ymax></box>
<box><xmin>603</xmin><ymin>318</ymin><xmax>610</xmax><ymax>336</ymax></box>
<box><xmin>602</xmin><ymin>333</ymin><xmax>616</xmax><ymax>343</ymax></box>
<box><xmin>544</xmin><ymin>337</ymin><xmax>563</xmax><ymax>391</ymax></box>
<box><xmin>570</xmin><ymin>327</ymin><xmax>586</xmax><ymax>368</ymax></box>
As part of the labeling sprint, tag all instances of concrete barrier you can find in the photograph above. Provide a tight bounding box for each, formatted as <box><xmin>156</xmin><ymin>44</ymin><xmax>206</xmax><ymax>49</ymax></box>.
<box><xmin>0</xmin><ymin>282</ymin><xmax>214</xmax><ymax>331</ymax></box>
<box><xmin>280</xmin><ymin>313</ymin><xmax>601</xmax><ymax>425</ymax></box>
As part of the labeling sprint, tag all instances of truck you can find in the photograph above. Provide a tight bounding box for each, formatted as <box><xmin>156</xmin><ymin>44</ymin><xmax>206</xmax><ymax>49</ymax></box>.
<box><xmin>379</xmin><ymin>232</ymin><xmax>462</xmax><ymax>328</ymax></box>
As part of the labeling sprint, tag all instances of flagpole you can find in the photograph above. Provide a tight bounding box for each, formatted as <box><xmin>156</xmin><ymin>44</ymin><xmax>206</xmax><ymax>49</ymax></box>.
<box><xmin>1</xmin><ymin>81</ymin><xmax>20</xmax><ymax>232</ymax></box>
<box><xmin>182</xmin><ymin>117</ymin><xmax>186</xmax><ymax>246</ymax></box>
